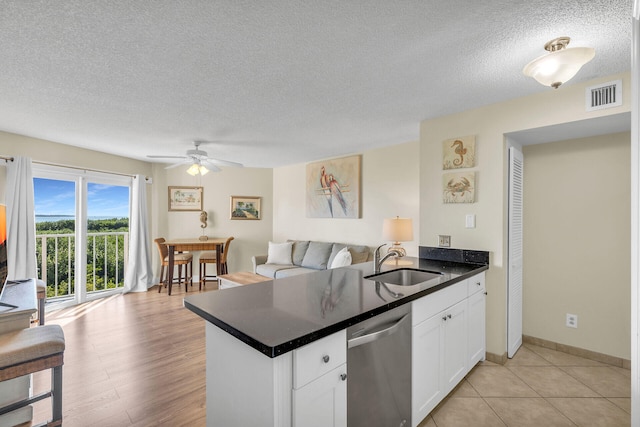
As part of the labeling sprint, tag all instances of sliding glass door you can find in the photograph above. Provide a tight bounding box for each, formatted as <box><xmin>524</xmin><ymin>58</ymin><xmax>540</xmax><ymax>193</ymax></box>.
<box><xmin>33</xmin><ymin>165</ymin><xmax>131</xmax><ymax>308</ymax></box>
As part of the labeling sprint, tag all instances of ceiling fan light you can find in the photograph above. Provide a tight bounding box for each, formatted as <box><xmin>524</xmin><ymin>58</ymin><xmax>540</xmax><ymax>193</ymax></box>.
<box><xmin>186</xmin><ymin>163</ymin><xmax>201</xmax><ymax>176</ymax></box>
<box><xmin>199</xmin><ymin>165</ymin><xmax>210</xmax><ymax>175</ymax></box>
<box><xmin>523</xmin><ymin>38</ymin><xmax>595</xmax><ymax>89</ymax></box>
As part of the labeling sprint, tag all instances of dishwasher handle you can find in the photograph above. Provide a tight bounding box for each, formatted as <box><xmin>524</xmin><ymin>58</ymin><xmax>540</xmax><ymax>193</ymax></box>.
<box><xmin>347</xmin><ymin>313</ymin><xmax>410</xmax><ymax>349</ymax></box>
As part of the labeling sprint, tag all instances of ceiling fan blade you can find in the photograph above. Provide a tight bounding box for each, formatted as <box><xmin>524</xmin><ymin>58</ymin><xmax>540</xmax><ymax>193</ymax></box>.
<box><xmin>164</xmin><ymin>161</ymin><xmax>191</xmax><ymax>170</ymax></box>
<box><xmin>206</xmin><ymin>158</ymin><xmax>244</xmax><ymax>168</ymax></box>
<box><xmin>201</xmin><ymin>160</ymin><xmax>222</xmax><ymax>172</ymax></box>
<box><xmin>147</xmin><ymin>155</ymin><xmax>188</xmax><ymax>159</ymax></box>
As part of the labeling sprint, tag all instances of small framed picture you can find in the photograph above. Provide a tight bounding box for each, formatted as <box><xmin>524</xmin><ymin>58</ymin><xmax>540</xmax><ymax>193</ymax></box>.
<box><xmin>168</xmin><ymin>186</ymin><xmax>203</xmax><ymax>211</ymax></box>
<box><xmin>230</xmin><ymin>196</ymin><xmax>261</xmax><ymax>220</ymax></box>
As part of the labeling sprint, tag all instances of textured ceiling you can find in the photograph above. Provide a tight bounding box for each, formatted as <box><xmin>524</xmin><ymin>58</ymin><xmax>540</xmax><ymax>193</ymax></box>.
<box><xmin>0</xmin><ymin>0</ymin><xmax>632</xmax><ymax>168</ymax></box>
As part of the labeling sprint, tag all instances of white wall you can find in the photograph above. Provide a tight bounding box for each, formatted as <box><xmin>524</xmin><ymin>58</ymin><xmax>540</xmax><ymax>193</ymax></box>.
<box><xmin>420</xmin><ymin>72</ymin><xmax>631</xmax><ymax>358</ymax></box>
<box><xmin>272</xmin><ymin>141</ymin><xmax>420</xmax><ymax>255</ymax></box>
<box><xmin>523</xmin><ymin>132</ymin><xmax>630</xmax><ymax>359</ymax></box>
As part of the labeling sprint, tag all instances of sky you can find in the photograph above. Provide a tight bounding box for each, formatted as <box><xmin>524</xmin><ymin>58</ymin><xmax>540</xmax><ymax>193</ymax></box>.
<box><xmin>33</xmin><ymin>178</ymin><xmax>130</xmax><ymax>218</ymax></box>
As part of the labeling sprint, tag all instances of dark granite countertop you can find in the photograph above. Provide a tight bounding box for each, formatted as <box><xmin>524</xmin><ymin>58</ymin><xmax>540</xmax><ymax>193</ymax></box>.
<box><xmin>184</xmin><ymin>247</ymin><xmax>489</xmax><ymax>358</ymax></box>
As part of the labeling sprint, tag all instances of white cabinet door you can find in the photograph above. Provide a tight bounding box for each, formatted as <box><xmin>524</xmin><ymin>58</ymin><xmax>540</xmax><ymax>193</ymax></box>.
<box><xmin>442</xmin><ymin>299</ymin><xmax>468</xmax><ymax>394</ymax></box>
<box><xmin>293</xmin><ymin>365</ymin><xmax>347</xmax><ymax>427</ymax></box>
<box><xmin>468</xmin><ymin>284</ymin><xmax>486</xmax><ymax>366</ymax></box>
<box><xmin>412</xmin><ymin>311</ymin><xmax>444</xmax><ymax>426</ymax></box>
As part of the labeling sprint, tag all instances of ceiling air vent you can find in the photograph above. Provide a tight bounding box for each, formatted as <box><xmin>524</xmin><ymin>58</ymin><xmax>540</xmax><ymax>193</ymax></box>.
<box><xmin>586</xmin><ymin>79</ymin><xmax>622</xmax><ymax>111</ymax></box>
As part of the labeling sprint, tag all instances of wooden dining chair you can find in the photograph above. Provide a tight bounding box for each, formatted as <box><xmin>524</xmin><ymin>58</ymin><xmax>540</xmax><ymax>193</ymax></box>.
<box><xmin>154</xmin><ymin>237</ymin><xmax>193</xmax><ymax>293</ymax></box>
<box><xmin>199</xmin><ymin>236</ymin><xmax>234</xmax><ymax>290</ymax></box>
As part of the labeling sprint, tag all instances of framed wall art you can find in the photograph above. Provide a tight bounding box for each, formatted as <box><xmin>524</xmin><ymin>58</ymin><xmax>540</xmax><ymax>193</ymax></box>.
<box><xmin>305</xmin><ymin>155</ymin><xmax>361</xmax><ymax>218</ymax></box>
<box><xmin>168</xmin><ymin>186</ymin><xmax>203</xmax><ymax>211</ymax></box>
<box><xmin>230</xmin><ymin>196</ymin><xmax>261</xmax><ymax>220</ymax></box>
<box><xmin>443</xmin><ymin>135</ymin><xmax>476</xmax><ymax>169</ymax></box>
<box><xmin>443</xmin><ymin>172</ymin><xmax>475</xmax><ymax>203</ymax></box>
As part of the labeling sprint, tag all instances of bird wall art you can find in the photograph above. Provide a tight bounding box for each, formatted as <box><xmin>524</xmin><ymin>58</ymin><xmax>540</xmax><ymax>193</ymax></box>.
<box><xmin>306</xmin><ymin>155</ymin><xmax>361</xmax><ymax>218</ymax></box>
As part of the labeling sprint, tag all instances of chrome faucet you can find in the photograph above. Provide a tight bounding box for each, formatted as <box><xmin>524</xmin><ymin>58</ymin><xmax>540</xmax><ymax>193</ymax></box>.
<box><xmin>374</xmin><ymin>244</ymin><xmax>401</xmax><ymax>274</ymax></box>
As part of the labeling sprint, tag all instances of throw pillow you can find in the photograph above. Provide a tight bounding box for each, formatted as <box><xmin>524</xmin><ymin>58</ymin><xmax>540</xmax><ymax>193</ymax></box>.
<box><xmin>266</xmin><ymin>241</ymin><xmax>293</xmax><ymax>265</ymax></box>
<box><xmin>349</xmin><ymin>245</ymin><xmax>370</xmax><ymax>264</ymax></box>
<box><xmin>301</xmin><ymin>241</ymin><xmax>333</xmax><ymax>270</ymax></box>
<box><xmin>330</xmin><ymin>247</ymin><xmax>352</xmax><ymax>268</ymax></box>
<box><xmin>289</xmin><ymin>240</ymin><xmax>310</xmax><ymax>265</ymax></box>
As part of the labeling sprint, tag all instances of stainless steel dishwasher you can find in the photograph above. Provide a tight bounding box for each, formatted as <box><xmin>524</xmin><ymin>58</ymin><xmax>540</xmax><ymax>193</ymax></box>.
<box><xmin>347</xmin><ymin>304</ymin><xmax>411</xmax><ymax>427</ymax></box>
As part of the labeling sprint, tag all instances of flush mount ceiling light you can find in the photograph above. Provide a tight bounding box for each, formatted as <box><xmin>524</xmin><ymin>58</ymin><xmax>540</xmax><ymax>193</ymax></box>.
<box><xmin>523</xmin><ymin>37</ymin><xmax>595</xmax><ymax>89</ymax></box>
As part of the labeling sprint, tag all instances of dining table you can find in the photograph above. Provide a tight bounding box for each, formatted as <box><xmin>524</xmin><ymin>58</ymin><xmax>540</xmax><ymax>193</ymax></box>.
<box><xmin>163</xmin><ymin>237</ymin><xmax>229</xmax><ymax>295</ymax></box>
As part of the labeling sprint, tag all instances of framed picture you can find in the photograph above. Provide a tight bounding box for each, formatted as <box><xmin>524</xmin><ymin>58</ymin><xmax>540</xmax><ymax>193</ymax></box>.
<box><xmin>443</xmin><ymin>172</ymin><xmax>475</xmax><ymax>203</ymax></box>
<box><xmin>168</xmin><ymin>186</ymin><xmax>203</xmax><ymax>211</ymax></box>
<box><xmin>305</xmin><ymin>155</ymin><xmax>361</xmax><ymax>218</ymax></box>
<box><xmin>443</xmin><ymin>135</ymin><xmax>476</xmax><ymax>169</ymax></box>
<box><xmin>230</xmin><ymin>196</ymin><xmax>261</xmax><ymax>220</ymax></box>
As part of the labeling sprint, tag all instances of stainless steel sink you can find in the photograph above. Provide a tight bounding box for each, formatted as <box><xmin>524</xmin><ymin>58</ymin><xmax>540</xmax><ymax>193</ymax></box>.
<box><xmin>365</xmin><ymin>269</ymin><xmax>442</xmax><ymax>286</ymax></box>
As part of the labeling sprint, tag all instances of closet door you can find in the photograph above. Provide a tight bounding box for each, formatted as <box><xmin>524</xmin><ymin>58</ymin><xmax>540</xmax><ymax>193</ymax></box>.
<box><xmin>508</xmin><ymin>146</ymin><xmax>523</xmax><ymax>358</ymax></box>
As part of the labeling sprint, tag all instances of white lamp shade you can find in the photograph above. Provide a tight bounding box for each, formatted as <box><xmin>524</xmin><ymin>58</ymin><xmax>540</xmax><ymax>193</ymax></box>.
<box><xmin>383</xmin><ymin>217</ymin><xmax>413</xmax><ymax>242</ymax></box>
<box><xmin>523</xmin><ymin>47</ymin><xmax>595</xmax><ymax>88</ymax></box>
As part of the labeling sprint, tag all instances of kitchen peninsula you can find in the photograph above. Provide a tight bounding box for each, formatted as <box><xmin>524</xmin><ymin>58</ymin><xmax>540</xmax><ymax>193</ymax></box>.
<box><xmin>184</xmin><ymin>247</ymin><xmax>489</xmax><ymax>427</ymax></box>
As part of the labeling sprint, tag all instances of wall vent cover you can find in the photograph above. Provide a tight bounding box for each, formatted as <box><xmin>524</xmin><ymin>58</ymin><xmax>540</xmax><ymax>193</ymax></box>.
<box><xmin>586</xmin><ymin>79</ymin><xmax>622</xmax><ymax>111</ymax></box>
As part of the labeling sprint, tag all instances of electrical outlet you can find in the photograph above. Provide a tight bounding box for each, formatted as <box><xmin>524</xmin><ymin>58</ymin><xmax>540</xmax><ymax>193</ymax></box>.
<box><xmin>566</xmin><ymin>313</ymin><xmax>578</xmax><ymax>328</ymax></box>
<box><xmin>438</xmin><ymin>235</ymin><xmax>451</xmax><ymax>247</ymax></box>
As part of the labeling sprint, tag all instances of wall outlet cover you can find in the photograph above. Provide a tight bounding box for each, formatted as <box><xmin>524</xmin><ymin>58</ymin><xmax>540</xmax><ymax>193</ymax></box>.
<box><xmin>438</xmin><ymin>235</ymin><xmax>451</xmax><ymax>247</ymax></box>
<box><xmin>566</xmin><ymin>313</ymin><xmax>578</xmax><ymax>328</ymax></box>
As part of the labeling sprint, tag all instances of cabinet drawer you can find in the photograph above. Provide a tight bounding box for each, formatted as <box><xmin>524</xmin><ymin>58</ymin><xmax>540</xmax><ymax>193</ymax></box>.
<box><xmin>412</xmin><ymin>280</ymin><xmax>467</xmax><ymax>326</ymax></box>
<box><xmin>467</xmin><ymin>272</ymin><xmax>486</xmax><ymax>296</ymax></box>
<box><xmin>293</xmin><ymin>330</ymin><xmax>346</xmax><ymax>389</ymax></box>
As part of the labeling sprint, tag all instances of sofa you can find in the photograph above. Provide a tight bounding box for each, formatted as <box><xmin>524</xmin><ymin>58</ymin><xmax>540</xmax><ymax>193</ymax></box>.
<box><xmin>252</xmin><ymin>240</ymin><xmax>370</xmax><ymax>279</ymax></box>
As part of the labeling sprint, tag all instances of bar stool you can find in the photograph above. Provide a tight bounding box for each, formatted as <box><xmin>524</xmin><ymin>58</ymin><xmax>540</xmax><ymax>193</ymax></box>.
<box><xmin>154</xmin><ymin>237</ymin><xmax>193</xmax><ymax>293</ymax></box>
<box><xmin>0</xmin><ymin>324</ymin><xmax>65</xmax><ymax>427</ymax></box>
<box><xmin>199</xmin><ymin>236</ymin><xmax>234</xmax><ymax>290</ymax></box>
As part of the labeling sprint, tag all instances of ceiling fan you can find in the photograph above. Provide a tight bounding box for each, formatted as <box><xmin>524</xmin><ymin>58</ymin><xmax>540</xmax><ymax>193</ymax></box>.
<box><xmin>147</xmin><ymin>141</ymin><xmax>243</xmax><ymax>175</ymax></box>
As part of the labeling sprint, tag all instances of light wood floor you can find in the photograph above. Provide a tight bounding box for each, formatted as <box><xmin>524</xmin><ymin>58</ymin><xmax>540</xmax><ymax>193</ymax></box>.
<box><xmin>32</xmin><ymin>283</ymin><xmax>211</xmax><ymax>426</ymax></box>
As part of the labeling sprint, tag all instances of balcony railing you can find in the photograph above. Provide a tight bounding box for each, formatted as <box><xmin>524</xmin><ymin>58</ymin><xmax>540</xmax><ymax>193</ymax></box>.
<box><xmin>36</xmin><ymin>232</ymin><xmax>129</xmax><ymax>300</ymax></box>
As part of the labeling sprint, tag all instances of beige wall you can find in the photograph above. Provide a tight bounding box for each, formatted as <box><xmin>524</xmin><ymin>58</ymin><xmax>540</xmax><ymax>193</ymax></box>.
<box><xmin>0</xmin><ymin>132</ymin><xmax>271</xmax><ymax>281</ymax></box>
<box><xmin>0</xmin><ymin>132</ymin><xmax>153</xmax><ymax>201</ymax></box>
<box><xmin>152</xmin><ymin>163</ymin><xmax>273</xmax><ymax>276</ymax></box>
<box><xmin>0</xmin><ymin>133</ymin><xmax>154</xmax><ymax>221</ymax></box>
<box><xmin>420</xmin><ymin>72</ymin><xmax>631</xmax><ymax>358</ymax></box>
<box><xmin>523</xmin><ymin>132</ymin><xmax>630</xmax><ymax>358</ymax></box>
<box><xmin>272</xmin><ymin>141</ymin><xmax>420</xmax><ymax>255</ymax></box>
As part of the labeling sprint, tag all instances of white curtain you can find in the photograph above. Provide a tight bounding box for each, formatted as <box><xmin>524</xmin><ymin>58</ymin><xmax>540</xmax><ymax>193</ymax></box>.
<box><xmin>124</xmin><ymin>174</ymin><xmax>152</xmax><ymax>293</ymax></box>
<box><xmin>5</xmin><ymin>156</ymin><xmax>37</xmax><ymax>280</ymax></box>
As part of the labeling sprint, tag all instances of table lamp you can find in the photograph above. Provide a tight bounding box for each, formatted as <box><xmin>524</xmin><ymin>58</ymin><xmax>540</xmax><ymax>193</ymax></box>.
<box><xmin>382</xmin><ymin>216</ymin><xmax>413</xmax><ymax>257</ymax></box>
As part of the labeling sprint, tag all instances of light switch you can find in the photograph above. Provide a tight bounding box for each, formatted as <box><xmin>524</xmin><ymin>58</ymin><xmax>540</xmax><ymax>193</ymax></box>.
<box><xmin>465</xmin><ymin>214</ymin><xmax>476</xmax><ymax>229</ymax></box>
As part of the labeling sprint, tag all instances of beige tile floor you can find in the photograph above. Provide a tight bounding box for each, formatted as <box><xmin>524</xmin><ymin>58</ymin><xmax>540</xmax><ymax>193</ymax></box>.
<box><xmin>418</xmin><ymin>343</ymin><xmax>631</xmax><ymax>427</ymax></box>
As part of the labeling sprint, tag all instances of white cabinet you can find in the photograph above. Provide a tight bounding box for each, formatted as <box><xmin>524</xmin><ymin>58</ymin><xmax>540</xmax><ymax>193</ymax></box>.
<box><xmin>411</xmin><ymin>272</ymin><xmax>486</xmax><ymax>427</ymax></box>
<box><xmin>293</xmin><ymin>365</ymin><xmax>347</xmax><ymax>427</ymax></box>
<box><xmin>442</xmin><ymin>299</ymin><xmax>468</xmax><ymax>391</ymax></box>
<box><xmin>411</xmin><ymin>283</ymin><xmax>467</xmax><ymax>425</ymax></box>
<box><xmin>467</xmin><ymin>273</ymin><xmax>486</xmax><ymax>366</ymax></box>
<box><xmin>412</xmin><ymin>306</ymin><xmax>446</xmax><ymax>422</ymax></box>
<box><xmin>292</xmin><ymin>331</ymin><xmax>347</xmax><ymax>427</ymax></box>
<box><xmin>205</xmin><ymin>325</ymin><xmax>346</xmax><ymax>427</ymax></box>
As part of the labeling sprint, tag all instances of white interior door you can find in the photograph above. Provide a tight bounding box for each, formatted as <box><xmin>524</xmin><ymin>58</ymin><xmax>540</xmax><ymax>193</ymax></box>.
<box><xmin>507</xmin><ymin>146</ymin><xmax>524</xmax><ymax>358</ymax></box>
